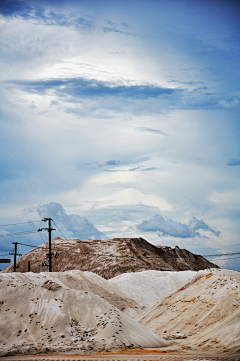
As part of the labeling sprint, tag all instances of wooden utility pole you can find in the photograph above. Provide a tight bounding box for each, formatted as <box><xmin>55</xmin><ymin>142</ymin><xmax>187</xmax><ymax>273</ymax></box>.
<box><xmin>42</xmin><ymin>218</ymin><xmax>55</xmax><ymax>272</ymax></box>
<box><xmin>9</xmin><ymin>242</ymin><xmax>22</xmax><ymax>272</ymax></box>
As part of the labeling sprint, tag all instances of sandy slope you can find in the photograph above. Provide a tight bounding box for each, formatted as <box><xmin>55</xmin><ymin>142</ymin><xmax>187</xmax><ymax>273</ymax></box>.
<box><xmin>136</xmin><ymin>269</ymin><xmax>240</xmax><ymax>353</ymax></box>
<box><xmin>109</xmin><ymin>270</ymin><xmax>196</xmax><ymax>308</ymax></box>
<box><xmin>180</xmin><ymin>307</ymin><xmax>240</xmax><ymax>354</ymax></box>
<box><xmin>0</xmin><ymin>270</ymin><xmax>143</xmax><ymax>318</ymax></box>
<box><xmin>0</xmin><ymin>275</ymin><xmax>169</xmax><ymax>357</ymax></box>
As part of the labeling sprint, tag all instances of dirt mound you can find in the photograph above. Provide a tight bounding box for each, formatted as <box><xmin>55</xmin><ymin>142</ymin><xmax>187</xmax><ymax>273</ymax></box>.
<box><xmin>0</xmin><ymin>274</ymin><xmax>169</xmax><ymax>357</ymax></box>
<box><xmin>136</xmin><ymin>269</ymin><xmax>240</xmax><ymax>353</ymax></box>
<box><xmin>2</xmin><ymin>237</ymin><xmax>218</xmax><ymax>278</ymax></box>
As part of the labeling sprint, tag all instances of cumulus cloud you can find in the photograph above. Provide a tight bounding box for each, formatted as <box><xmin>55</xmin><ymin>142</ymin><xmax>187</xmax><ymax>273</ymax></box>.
<box><xmin>189</xmin><ymin>217</ymin><xmax>220</xmax><ymax>237</ymax></box>
<box><xmin>136</xmin><ymin>214</ymin><xmax>220</xmax><ymax>238</ymax></box>
<box><xmin>0</xmin><ymin>203</ymin><xmax>106</xmax><ymax>267</ymax></box>
<box><xmin>36</xmin><ymin>202</ymin><xmax>106</xmax><ymax>240</ymax></box>
<box><xmin>137</xmin><ymin>214</ymin><xmax>191</xmax><ymax>238</ymax></box>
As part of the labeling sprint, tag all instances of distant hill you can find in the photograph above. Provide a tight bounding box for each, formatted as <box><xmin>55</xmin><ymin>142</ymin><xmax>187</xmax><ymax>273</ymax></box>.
<box><xmin>2</xmin><ymin>237</ymin><xmax>218</xmax><ymax>278</ymax></box>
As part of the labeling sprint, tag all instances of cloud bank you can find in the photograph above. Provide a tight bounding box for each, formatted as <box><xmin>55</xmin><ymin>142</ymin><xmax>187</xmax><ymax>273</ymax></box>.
<box><xmin>137</xmin><ymin>214</ymin><xmax>220</xmax><ymax>238</ymax></box>
<box><xmin>36</xmin><ymin>202</ymin><xmax>106</xmax><ymax>240</ymax></box>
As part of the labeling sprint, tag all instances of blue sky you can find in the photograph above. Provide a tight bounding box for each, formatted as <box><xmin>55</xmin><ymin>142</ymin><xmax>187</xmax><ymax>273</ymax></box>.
<box><xmin>0</xmin><ymin>0</ymin><xmax>239</xmax><ymax>271</ymax></box>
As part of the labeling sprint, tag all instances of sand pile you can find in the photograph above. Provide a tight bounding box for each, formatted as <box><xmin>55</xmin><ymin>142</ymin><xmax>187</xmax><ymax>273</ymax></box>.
<box><xmin>136</xmin><ymin>269</ymin><xmax>240</xmax><ymax>353</ymax></box>
<box><xmin>109</xmin><ymin>270</ymin><xmax>196</xmax><ymax>308</ymax></box>
<box><xmin>0</xmin><ymin>270</ymin><xmax>143</xmax><ymax>318</ymax></box>
<box><xmin>0</xmin><ymin>274</ymin><xmax>169</xmax><ymax>357</ymax></box>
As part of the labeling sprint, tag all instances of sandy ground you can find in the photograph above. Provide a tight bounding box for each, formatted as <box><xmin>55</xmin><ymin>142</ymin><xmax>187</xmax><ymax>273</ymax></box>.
<box><xmin>1</xmin><ymin>350</ymin><xmax>240</xmax><ymax>360</ymax></box>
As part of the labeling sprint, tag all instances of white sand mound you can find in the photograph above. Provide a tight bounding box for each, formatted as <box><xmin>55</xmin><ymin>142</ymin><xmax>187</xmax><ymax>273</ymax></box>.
<box><xmin>136</xmin><ymin>269</ymin><xmax>240</xmax><ymax>353</ymax></box>
<box><xmin>0</xmin><ymin>270</ymin><xmax>143</xmax><ymax>318</ymax></box>
<box><xmin>0</xmin><ymin>275</ymin><xmax>169</xmax><ymax>356</ymax></box>
<box><xmin>109</xmin><ymin>270</ymin><xmax>196</xmax><ymax>309</ymax></box>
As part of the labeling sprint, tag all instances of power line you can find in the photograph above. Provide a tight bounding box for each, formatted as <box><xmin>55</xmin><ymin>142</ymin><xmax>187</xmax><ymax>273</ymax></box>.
<box><xmin>216</xmin><ymin>255</ymin><xmax>240</xmax><ymax>260</ymax></box>
<box><xmin>14</xmin><ymin>241</ymin><xmax>240</xmax><ymax>260</ymax></box>
<box><xmin>0</xmin><ymin>220</ymin><xmax>42</xmax><ymax>227</ymax></box>
<box><xmin>0</xmin><ymin>253</ymin><xmax>12</xmax><ymax>258</ymax></box>
<box><xmin>52</xmin><ymin>220</ymin><xmax>67</xmax><ymax>240</ymax></box>
<box><xmin>38</xmin><ymin>230</ymin><xmax>45</xmax><ymax>243</ymax></box>
<box><xmin>51</xmin><ymin>220</ymin><xmax>73</xmax><ymax>248</ymax></box>
<box><xmin>0</xmin><ymin>230</ymin><xmax>42</xmax><ymax>238</ymax></box>
<box><xmin>2</xmin><ymin>218</ymin><xmax>239</xmax><ymax>263</ymax></box>
<box><xmin>203</xmin><ymin>252</ymin><xmax>240</xmax><ymax>257</ymax></box>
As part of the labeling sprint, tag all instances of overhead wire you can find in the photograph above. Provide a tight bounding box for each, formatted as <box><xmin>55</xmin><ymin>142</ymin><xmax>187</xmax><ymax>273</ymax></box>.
<box><xmin>51</xmin><ymin>220</ymin><xmax>73</xmax><ymax>248</ymax></box>
<box><xmin>0</xmin><ymin>220</ymin><xmax>42</xmax><ymax>227</ymax></box>
<box><xmin>38</xmin><ymin>230</ymin><xmax>45</xmax><ymax>243</ymax></box>
<box><xmin>1</xmin><ymin>218</ymin><xmax>239</xmax><ymax>262</ymax></box>
<box><xmin>0</xmin><ymin>230</ymin><xmax>40</xmax><ymax>238</ymax></box>
<box><xmin>14</xmin><ymin>241</ymin><xmax>240</xmax><ymax>260</ymax></box>
<box><xmin>52</xmin><ymin>220</ymin><xmax>67</xmax><ymax>240</ymax></box>
<box><xmin>215</xmin><ymin>255</ymin><xmax>240</xmax><ymax>260</ymax></box>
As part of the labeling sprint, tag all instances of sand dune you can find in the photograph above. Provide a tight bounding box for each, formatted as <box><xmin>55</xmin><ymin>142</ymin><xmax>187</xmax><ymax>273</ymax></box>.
<box><xmin>0</xmin><ymin>274</ymin><xmax>169</xmax><ymax>357</ymax></box>
<box><xmin>136</xmin><ymin>269</ymin><xmax>240</xmax><ymax>353</ymax></box>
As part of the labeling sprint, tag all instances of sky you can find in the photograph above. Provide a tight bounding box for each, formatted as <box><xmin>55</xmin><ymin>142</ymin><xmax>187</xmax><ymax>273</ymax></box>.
<box><xmin>0</xmin><ymin>0</ymin><xmax>239</xmax><ymax>271</ymax></box>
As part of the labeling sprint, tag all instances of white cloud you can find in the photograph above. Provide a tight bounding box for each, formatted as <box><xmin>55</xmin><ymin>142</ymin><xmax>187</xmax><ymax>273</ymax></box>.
<box><xmin>28</xmin><ymin>202</ymin><xmax>106</xmax><ymax>240</ymax></box>
<box><xmin>136</xmin><ymin>214</ymin><xmax>220</xmax><ymax>239</ymax></box>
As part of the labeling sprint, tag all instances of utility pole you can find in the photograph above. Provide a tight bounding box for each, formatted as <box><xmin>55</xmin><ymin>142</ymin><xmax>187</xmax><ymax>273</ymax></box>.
<box><xmin>42</xmin><ymin>218</ymin><xmax>55</xmax><ymax>272</ymax></box>
<box><xmin>9</xmin><ymin>242</ymin><xmax>22</xmax><ymax>272</ymax></box>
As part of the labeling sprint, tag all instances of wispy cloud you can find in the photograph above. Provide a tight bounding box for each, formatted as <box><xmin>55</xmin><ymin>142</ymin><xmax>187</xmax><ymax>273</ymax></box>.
<box><xmin>141</xmin><ymin>167</ymin><xmax>158</xmax><ymax>171</ymax></box>
<box><xmin>137</xmin><ymin>127</ymin><xmax>168</xmax><ymax>136</ymax></box>
<box><xmin>9</xmin><ymin>78</ymin><xmax>178</xmax><ymax>100</ymax></box>
<box><xmin>0</xmin><ymin>1</ymin><xmax>94</xmax><ymax>30</ymax></box>
<box><xmin>8</xmin><ymin>76</ymin><xmax>239</xmax><ymax>115</ymax></box>
<box><xmin>105</xmin><ymin>160</ymin><xmax>121</xmax><ymax>166</ymax></box>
